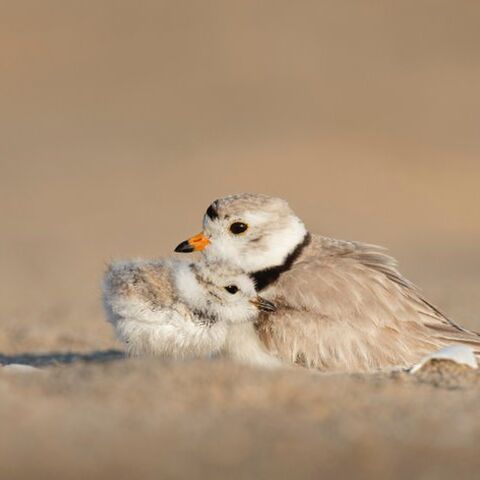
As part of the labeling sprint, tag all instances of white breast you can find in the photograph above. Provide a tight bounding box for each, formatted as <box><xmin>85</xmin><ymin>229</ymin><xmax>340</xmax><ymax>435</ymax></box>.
<box><xmin>106</xmin><ymin>296</ymin><xmax>228</xmax><ymax>359</ymax></box>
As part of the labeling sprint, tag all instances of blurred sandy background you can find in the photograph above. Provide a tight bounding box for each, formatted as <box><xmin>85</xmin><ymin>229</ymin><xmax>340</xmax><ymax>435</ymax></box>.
<box><xmin>1</xmin><ymin>1</ymin><xmax>480</xmax><ymax>479</ymax></box>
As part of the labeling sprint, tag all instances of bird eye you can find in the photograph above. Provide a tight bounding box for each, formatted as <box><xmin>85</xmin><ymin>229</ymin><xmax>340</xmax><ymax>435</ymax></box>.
<box><xmin>224</xmin><ymin>285</ymin><xmax>239</xmax><ymax>294</ymax></box>
<box><xmin>230</xmin><ymin>222</ymin><xmax>248</xmax><ymax>235</ymax></box>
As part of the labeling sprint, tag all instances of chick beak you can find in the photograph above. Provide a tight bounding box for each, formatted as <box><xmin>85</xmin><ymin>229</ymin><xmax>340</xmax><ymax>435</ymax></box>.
<box><xmin>174</xmin><ymin>232</ymin><xmax>210</xmax><ymax>253</ymax></box>
<box><xmin>251</xmin><ymin>296</ymin><xmax>276</xmax><ymax>312</ymax></box>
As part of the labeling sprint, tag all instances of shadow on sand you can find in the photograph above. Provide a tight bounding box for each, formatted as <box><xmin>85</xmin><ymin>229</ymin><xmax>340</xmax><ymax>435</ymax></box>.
<box><xmin>0</xmin><ymin>349</ymin><xmax>125</xmax><ymax>367</ymax></box>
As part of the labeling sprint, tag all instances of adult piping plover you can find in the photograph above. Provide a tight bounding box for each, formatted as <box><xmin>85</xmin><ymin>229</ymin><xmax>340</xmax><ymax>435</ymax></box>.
<box><xmin>102</xmin><ymin>258</ymin><xmax>279</xmax><ymax>367</ymax></box>
<box><xmin>175</xmin><ymin>193</ymin><xmax>480</xmax><ymax>372</ymax></box>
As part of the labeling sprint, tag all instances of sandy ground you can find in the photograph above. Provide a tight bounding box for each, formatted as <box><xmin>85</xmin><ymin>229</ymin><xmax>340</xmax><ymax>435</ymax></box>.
<box><xmin>1</xmin><ymin>2</ymin><xmax>480</xmax><ymax>479</ymax></box>
<box><xmin>1</xmin><ymin>359</ymin><xmax>480</xmax><ymax>480</ymax></box>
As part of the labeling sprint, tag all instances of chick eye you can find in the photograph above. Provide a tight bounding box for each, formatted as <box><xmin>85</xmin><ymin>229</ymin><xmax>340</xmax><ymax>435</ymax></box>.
<box><xmin>230</xmin><ymin>222</ymin><xmax>248</xmax><ymax>235</ymax></box>
<box><xmin>224</xmin><ymin>285</ymin><xmax>239</xmax><ymax>294</ymax></box>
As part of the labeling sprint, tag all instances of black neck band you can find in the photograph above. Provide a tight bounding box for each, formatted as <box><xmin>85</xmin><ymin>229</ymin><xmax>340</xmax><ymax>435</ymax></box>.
<box><xmin>250</xmin><ymin>233</ymin><xmax>311</xmax><ymax>292</ymax></box>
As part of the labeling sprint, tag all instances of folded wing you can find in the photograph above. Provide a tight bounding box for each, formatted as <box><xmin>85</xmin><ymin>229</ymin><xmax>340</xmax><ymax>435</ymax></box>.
<box><xmin>255</xmin><ymin>236</ymin><xmax>480</xmax><ymax>372</ymax></box>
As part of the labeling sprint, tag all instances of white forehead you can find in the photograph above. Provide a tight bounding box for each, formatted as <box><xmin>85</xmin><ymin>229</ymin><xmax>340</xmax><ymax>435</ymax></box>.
<box><xmin>224</xmin><ymin>273</ymin><xmax>256</xmax><ymax>294</ymax></box>
<box><xmin>191</xmin><ymin>261</ymin><xmax>255</xmax><ymax>294</ymax></box>
<box><xmin>241</xmin><ymin>210</ymin><xmax>276</xmax><ymax>224</ymax></box>
<box><xmin>206</xmin><ymin>270</ymin><xmax>256</xmax><ymax>295</ymax></box>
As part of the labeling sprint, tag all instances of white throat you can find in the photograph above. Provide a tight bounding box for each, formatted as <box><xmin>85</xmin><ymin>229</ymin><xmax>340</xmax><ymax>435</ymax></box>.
<box><xmin>205</xmin><ymin>216</ymin><xmax>308</xmax><ymax>273</ymax></box>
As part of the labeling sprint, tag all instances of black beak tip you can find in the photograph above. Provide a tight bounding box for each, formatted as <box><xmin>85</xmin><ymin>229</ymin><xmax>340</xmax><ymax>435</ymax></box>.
<box><xmin>264</xmin><ymin>302</ymin><xmax>276</xmax><ymax>312</ymax></box>
<box><xmin>174</xmin><ymin>240</ymin><xmax>194</xmax><ymax>253</ymax></box>
<box><xmin>258</xmin><ymin>299</ymin><xmax>276</xmax><ymax>312</ymax></box>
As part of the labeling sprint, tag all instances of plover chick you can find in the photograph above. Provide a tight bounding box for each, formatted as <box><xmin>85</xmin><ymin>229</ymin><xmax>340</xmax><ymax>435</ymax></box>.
<box><xmin>175</xmin><ymin>193</ymin><xmax>480</xmax><ymax>373</ymax></box>
<box><xmin>102</xmin><ymin>258</ymin><xmax>279</xmax><ymax>367</ymax></box>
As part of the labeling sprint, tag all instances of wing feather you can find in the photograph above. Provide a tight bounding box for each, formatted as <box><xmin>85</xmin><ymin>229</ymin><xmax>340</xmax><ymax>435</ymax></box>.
<box><xmin>255</xmin><ymin>235</ymin><xmax>480</xmax><ymax>372</ymax></box>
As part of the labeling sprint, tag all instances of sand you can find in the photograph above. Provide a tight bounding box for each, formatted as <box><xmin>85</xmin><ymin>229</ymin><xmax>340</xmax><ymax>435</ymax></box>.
<box><xmin>1</xmin><ymin>359</ymin><xmax>480</xmax><ymax>480</ymax></box>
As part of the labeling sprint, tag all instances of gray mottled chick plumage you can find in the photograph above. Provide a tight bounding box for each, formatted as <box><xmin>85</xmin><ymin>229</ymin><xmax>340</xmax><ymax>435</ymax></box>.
<box><xmin>102</xmin><ymin>257</ymin><xmax>278</xmax><ymax>367</ymax></box>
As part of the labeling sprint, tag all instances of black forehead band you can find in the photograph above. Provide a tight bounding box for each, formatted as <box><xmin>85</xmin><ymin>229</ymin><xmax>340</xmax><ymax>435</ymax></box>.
<box><xmin>206</xmin><ymin>203</ymin><xmax>219</xmax><ymax>220</ymax></box>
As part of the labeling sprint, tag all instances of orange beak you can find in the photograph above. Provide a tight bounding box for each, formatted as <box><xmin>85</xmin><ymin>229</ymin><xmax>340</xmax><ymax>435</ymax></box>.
<box><xmin>174</xmin><ymin>232</ymin><xmax>210</xmax><ymax>253</ymax></box>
